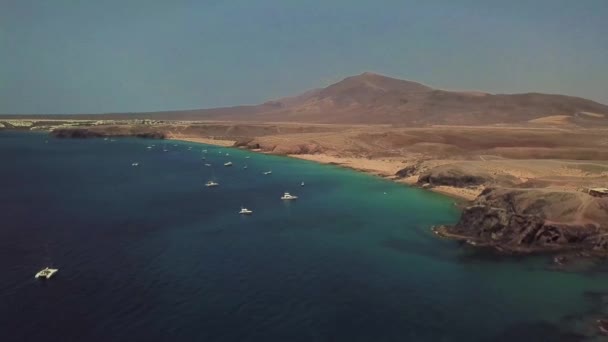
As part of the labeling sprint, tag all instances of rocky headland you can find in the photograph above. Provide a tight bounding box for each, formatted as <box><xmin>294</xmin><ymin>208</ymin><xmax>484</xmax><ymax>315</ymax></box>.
<box><xmin>433</xmin><ymin>187</ymin><xmax>608</xmax><ymax>255</ymax></box>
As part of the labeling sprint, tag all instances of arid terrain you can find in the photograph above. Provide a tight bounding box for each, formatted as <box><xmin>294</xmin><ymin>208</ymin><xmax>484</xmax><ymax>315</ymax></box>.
<box><xmin>2</xmin><ymin>72</ymin><xmax>607</xmax><ymax>257</ymax></box>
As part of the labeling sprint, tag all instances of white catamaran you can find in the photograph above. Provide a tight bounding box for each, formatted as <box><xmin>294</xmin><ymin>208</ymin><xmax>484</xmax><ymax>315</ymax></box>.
<box><xmin>35</xmin><ymin>267</ymin><xmax>58</xmax><ymax>279</ymax></box>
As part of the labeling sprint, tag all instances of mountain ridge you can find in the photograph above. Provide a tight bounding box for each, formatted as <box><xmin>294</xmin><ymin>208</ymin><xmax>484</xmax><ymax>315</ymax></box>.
<box><xmin>3</xmin><ymin>72</ymin><xmax>608</xmax><ymax>126</ymax></box>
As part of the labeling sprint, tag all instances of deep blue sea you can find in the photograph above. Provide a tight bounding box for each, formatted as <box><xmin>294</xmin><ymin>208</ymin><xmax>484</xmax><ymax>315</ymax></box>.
<box><xmin>1</xmin><ymin>131</ymin><xmax>607</xmax><ymax>341</ymax></box>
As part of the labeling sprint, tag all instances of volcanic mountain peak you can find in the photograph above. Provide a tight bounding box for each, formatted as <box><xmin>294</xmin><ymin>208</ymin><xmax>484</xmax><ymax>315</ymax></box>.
<box><xmin>321</xmin><ymin>72</ymin><xmax>432</xmax><ymax>95</ymax></box>
<box><xmin>7</xmin><ymin>72</ymin><xmax>608</xmax><ymax>127</ymax></box>
<box><xmin>292</xmin><ymin>72</ymin><xmax>432</xmax><ymax>111</ymax></box>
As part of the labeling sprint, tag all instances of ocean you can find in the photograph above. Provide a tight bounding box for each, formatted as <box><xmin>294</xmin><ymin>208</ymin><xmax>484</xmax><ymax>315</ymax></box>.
<box><xmin>1</xmin><ymin>131</ymin><xmax>606</xmax><ymax>341</ymax></box>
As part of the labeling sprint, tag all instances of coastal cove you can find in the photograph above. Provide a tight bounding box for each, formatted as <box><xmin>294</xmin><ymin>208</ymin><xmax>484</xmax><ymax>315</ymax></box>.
<box><xmin>2</xmin><ymin>131</ymin><xmax>608</xmax><ymax>340</ymax></box>
<box><xmin>167</xmin><ymin>136</ymin><xmax>479</xmax><ymax>202</ymax></box>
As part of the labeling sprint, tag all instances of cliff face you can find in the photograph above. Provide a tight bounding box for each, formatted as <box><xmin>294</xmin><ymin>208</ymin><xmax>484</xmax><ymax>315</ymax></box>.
<box><xmin>50</xmin><ymin>128</ymin><xmax>165</xmax><ymax>139</ymax></box>
<box><xmin>438</xmin><ymin>188</ymin><xmax>608</xmax><ymax>253</ymax></box>
<box><xmin>51</xmin><ymin>128</ymin><xmax>105</xmax><ymax>138</ymax></box>
<box><xmin>417</xmin><ymin>165</ymin><xmax>490</xmax><ymax>187</ymax></box>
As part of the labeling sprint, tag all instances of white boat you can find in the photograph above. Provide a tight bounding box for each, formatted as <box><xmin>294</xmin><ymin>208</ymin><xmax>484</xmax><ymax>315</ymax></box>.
<box><xmin>245</xmin><ymin>156</ymin><xmax>250</xmax><ymax>159</ymax></box>
<box><xmin>239</xmin><ymin>207</ymin><xmax>253</xmax><ymax>215</ymax></box>
<box><xmin>301</xmin><ymin>182</ymin><xmax>305</xmax><ymax>186</ymax></box>
<box><xmin>243</xmin><ymin>165</ymin><xmax>248</xmax><ymax>169</ymax></box>
<box><xmin>146</xmin><ymin>146</ymin><xmax>153</xmax><ymax>149</ymax></box>
<box><xmin>131</xmin><ymin>162</ymin><xmax>139</xmax><ymax>167</ymax></box>
<box><xmin>202</xmin><ymin>149</ymin><xmax>207</xmax><ymax>153</ymax></box>
<box><xmin>226</xmin><ymin>153</ymin><xmax>230</xmax><ymax>156</ymax></box>
<box><xmin>263</xmin><ymin>171</ymin><xmax>272</xmax><ymax>175</ymax></box>
<box><xmin>281</xmin><ymin>192</ymin><xmax>298</xmax><ymax>200</ymax></box>
<box><xmin>205</xmin><ymin>180</ymin><xmax>219</xmax><ymax>187</ymax></box>
<box><xmin>204</xmin><ymin>163</ymin><xmax>211</xmax><ymax>166</ymax></box>
<box><xmin>224</xmin><ymin>162</ymin><xmax>233</xmax><ymax>167</ymax></box>
<box><xmin>35</xmin><ymin>267</ymin><xmax>58</xmax><ymax>279</ymax></box>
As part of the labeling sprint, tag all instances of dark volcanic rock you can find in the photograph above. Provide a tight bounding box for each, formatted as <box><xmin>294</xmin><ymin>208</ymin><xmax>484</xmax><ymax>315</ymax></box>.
<box><xmin>448</xmin><ymin>205</ymin><xmax>601</xmax><ymax>252</ymax></box>
<box><xmin>134</xmin><ymin>132</ymin><xmax>165</xmax><ymax>139</ymax></box>
<box><xmin>438</xmin><ymin>188</ymin><xmax>608</xmax><ymax>254</ymax></box>
<box><xmin>51</xmin><ymin>128</ymin><xmax>104</xmax><ymax>138</ymax></box>
<box><xmin>418</xmin><ymin>165</ymin><xmax>489</xmax><ymax>187</ymax></box>
<box><xmin>50</xmin><ymin>128</ymin><xmax>165</xmax><ymax>139</ymax></box>
<box><xmin>246</xmin><ymin>141</ymin><xmax>261</xmax><ymax>149</ymax></box>
<box><xmin>395</xmin><ymin>163</ymin><xmax>422</xmax><ymax>178</ymax></box>
<box><xmin>272</xmin><ymin>143</ymin><xmax>323</xmax><ymax>155</ymax></box>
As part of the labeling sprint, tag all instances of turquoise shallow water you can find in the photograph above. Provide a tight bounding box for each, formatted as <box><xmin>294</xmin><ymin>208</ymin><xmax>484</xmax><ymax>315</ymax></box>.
<box><xmin>1</xmin><ymin>131</ymin><xmax>607</xmax><ymax>341</ymax></box>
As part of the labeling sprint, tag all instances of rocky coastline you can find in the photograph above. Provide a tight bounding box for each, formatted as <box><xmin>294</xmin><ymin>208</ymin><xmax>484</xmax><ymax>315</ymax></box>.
<box><xmin>50</xmin><ymin>128</ymin><xmax>165</xmax><ymax>139</ymax></box>
<box><xmin>432</xmin><ymin>187</ymin><xmax>608</xmax><ymax>258</ymax></box>
<box><xmin>39</xmin><ymin>126</ymin><xmax>608</xmax><ymax>258</ymax></box>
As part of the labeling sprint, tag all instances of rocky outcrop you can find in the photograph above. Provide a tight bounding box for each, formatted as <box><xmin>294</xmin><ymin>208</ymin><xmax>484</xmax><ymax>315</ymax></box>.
<box><xmin>418</xmin><ymin>165</ymin><xmax>490</xmax><ymax>187</ymax></box>
<box><xmin>237</xmin><ymin>138</ymin><xmax>323</xmax><ymax>155</ymax></box>
<box><xmin>234</xmin><ymin>137</ymin><xmax>254</xmax><ymax>147</ymax></box>
<box><xmin>395</xmin><ymin>163</ymin><xmax>423</xmax><ymax>178</ymax></box>
<box><xmin>133</xmin><ymin>132</ymin><xmax>165</xmax><ymax>139</ymax></box>
<box><xmin>271</xmin><ymin>143</ymin><xmax>324</xmax><ymax>155</ymax></box>
<box><xmin>50</xmin><ymin>128</ymin><xmax>165</xmax><ymax>139</ymax></box>
<box><xmin>51</xmin><ymin>128</ymin><xmax>104</xmax><ymax>138</ymax></box>
<box><xmin>436</xmin><ymin>188</ymin><xmax>608</xmax><ymax>254</ymax></box>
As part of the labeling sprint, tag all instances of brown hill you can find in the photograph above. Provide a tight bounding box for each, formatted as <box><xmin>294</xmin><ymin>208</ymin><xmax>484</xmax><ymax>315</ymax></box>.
<box><xmin>4</xmin><ymin>72</ymin><xmax>608</xmax><ymax>126</ymax></box>
<box><xmin>249</xmin><ymin>72</ymin><xmax>608</xmax><ymax>125</ymax></box>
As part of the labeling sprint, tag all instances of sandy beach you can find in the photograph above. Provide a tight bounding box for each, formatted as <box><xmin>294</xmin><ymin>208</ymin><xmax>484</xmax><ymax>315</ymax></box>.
<box><xmin>167</xmin><ymin>136</ymin><xmax>236</xmax><ymax>147</ymax></box>
<box><xmin>167</xmin><ymin>136</ymin><xmax>477</xmax><ymax>201</ymax></box>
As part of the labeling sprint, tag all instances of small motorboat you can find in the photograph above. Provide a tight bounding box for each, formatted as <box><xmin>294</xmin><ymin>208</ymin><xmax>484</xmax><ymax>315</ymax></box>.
<box><xmin>301</xmin><ymin>182</ymin><xmax>305</xmax><ymax>187</ymax></box>
<box><xmin>205</xmin><ymin>180</ymin><xmax>219</xmax><ymax>187</ymax></box>
<box><xmin>204</xmin><ymin>163</ymin><xmax>211</xmax><ymax>167</ymax></box>
<box><xmin>239</xmin><ymin>207</ymin><xmax>253</xmax><ymax>215</ymax></box>
<box><xmin>280</xmin><ymin>192</ymin><xmax>298</xmax><ymax>200</ymax></box>
<box><xmin>263</xmin><ymin>171</ymin><xmax>272</xmax><ymax>175</ymax></box>
<box><xmin>35</xmin><ymin>267</ymin><xmax>58</xmax><ymax>279</ymax></box>
<box><xmin>224</xmin><ymin>162</ymin><xmax>233</xmax><ymax>167</ymax></box>
<box><xmin>131</xmin><ymin>162</ymin><xmax>139</xmax><ymax>167</ymax></box>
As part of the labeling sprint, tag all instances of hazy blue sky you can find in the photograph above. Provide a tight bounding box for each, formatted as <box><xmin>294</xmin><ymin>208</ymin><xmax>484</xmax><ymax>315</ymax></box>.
<box><xmin>1</xmin><ymin>0</ymin><xmax>607</xmax><ymax>114</ymax></box>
